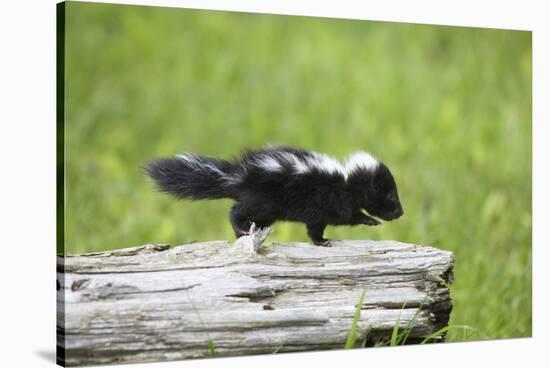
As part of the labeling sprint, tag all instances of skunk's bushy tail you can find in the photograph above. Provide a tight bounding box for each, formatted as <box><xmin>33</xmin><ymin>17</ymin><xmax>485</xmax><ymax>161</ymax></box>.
<box><xmin>144</xmin><ymin>154</ymin><xmax>239</xmax><ymax>200</ymax></box>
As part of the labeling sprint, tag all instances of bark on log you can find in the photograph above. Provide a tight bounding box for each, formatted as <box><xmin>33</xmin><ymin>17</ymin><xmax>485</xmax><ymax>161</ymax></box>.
<box><xmin>57</xmin><ymin>228</ymin><xmax>454</xmax><ymax>366</ymax></box>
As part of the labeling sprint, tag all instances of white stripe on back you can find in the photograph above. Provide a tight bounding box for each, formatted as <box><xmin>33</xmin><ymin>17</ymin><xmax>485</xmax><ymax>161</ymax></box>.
<box><xmin>253</xmin><ymin>149</ymin><xmax>379</xmax><ymax>179</ymax></box>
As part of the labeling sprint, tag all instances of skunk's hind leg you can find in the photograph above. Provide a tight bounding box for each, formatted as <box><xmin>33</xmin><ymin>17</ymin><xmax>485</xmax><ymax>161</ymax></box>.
<box><xmin>306</xmin><ymin>223</ymin><xmax>330</xmax><ymax>246</ymax></box>
<box><xmin>230</xmin><ymin>203</ymin><xmax>275</xmax><ymax>239</ymax></box>
<box><xmin>230</xmin><ymin>203</ymin><xmax>250</xmax><ymax>238</ymax></box>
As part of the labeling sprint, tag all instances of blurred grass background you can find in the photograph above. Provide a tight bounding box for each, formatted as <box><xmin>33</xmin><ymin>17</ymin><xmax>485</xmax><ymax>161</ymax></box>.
<box><xmin>63</xmin><ymin>2</ymin><xmax>531</xmax><ymax>341</ymax></box>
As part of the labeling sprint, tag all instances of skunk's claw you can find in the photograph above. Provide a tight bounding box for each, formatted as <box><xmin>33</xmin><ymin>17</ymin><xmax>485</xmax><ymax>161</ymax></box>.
<box><xmin>313</xmin><ymin>239</ymin><xmax>332</xmax><ymax>247</ymax></box>
<box><xmin>364</xmin><ymin>217</ymin><xmax>381</xmax><ymax>226</ymax></box>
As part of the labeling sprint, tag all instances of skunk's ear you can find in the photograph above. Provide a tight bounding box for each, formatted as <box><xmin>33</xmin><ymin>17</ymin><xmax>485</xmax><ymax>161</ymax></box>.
<box><xmin>372</xmin><ymin>163</ymin><xmax>395</xmax><ymax>191</ymax></box>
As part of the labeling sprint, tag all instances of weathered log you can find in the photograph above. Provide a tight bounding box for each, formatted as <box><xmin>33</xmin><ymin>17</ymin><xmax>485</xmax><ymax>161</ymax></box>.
<box><xmin>57</xmin><ymin>228</ymin><xmax>454</xmax><ymax>366</ymax></box>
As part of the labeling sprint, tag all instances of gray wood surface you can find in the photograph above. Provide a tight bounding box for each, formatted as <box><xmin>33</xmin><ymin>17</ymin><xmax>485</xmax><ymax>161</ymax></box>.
<box><xmin>57</xmin><ymin>228</ymin><xmax>454</xmax><ymax>366</ymax></box>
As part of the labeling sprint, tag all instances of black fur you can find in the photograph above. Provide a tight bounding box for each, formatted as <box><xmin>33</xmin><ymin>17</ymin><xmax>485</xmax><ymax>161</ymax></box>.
<box><xmin>145</xmin><ymin>154</ymin><xmax>237</xmax><ymax>200</ymax></box>
<box><xmin>145</xmin><ymin>146</ymin><xmax>404</xmax><ymax>246</ymax></box>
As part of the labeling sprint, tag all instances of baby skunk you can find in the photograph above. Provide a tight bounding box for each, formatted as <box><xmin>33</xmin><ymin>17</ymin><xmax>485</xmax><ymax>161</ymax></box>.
<box><xmin>145</xmin><ymin>145</ymin><xmax>404</xmax><ymax>246</ymax></box>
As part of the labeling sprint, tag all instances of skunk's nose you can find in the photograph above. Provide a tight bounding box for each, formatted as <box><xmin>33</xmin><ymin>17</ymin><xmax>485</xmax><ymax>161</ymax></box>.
<box><xmin>393</xmin><ymin>207</ymin><xmax>404</xmax><ymax>219</ymax></box>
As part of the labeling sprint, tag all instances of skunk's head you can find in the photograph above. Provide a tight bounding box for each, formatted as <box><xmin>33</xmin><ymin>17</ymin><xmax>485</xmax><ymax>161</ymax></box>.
<box><xmin>347</xmin><ymin>159</ymin><xmax>404</xmax><ymax>222</ymax></box>
<box><xmin>364</xmin><ymin>163</ymin><xmax>404</xmax><ymax>221</ymax></box>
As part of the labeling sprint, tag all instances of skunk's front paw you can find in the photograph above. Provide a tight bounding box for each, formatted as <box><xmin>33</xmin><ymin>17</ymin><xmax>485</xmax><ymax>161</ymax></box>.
<box><xmin>364</xmin><ymin>217</ymin><xmax>381</xmax><ymax>226</ymax></box>
<box><xmin>313</xmin><ymin>239</ymin><xmax>332</xmax><ymax>247</ymax></box>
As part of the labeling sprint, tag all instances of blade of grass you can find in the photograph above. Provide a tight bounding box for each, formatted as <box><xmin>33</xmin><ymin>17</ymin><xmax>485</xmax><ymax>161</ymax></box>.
<box><xmin>420</xmin><ymin>325</ymin><xmax>487</xmax><ymax>344</ymax></box>
<box><xmin>390</xmin><ymin>302</ymin><xmax>405</xmax><ymax>346</ymax></box>
<box><xmin>207</xmin><ymin>339</ymin><xmax>216</xmax><ymax>356</ymax></box>
<box><xmin>345</xmin><ymin>289</ymin><xmax>366</xmax><ymax>349</ymax></box>
<box><xmin>398</xmin><ymin>296</ymin><xmax>428</xmax><ymax>345</ymax></box>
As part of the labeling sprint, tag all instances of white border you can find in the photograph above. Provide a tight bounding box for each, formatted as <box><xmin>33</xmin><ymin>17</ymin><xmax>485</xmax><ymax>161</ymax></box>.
<box><xmin>0</xmin><ymin>1</ymin><xmax>547</xmax><ymax>367</ymax></box>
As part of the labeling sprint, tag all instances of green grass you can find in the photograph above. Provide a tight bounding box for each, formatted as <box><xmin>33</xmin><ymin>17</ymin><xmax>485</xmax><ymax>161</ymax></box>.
<box><xmin>378</xmin><ymin>298</ymin><xmax>487</xmax><ymax>346</ymax></box>
<box><xmin>420</xmin><ymin>325</ymin><xmax>488</xmax><ymax>344</ymax></box>
<box><xmin>207</xmin><ymin>339</ymin><xmax>216</xmax><ymax>357</ymax></box>
<box><xmin>345</xmin><ymin>289</ymin><xmax>367</xmax><ymax>349</ymax></box>
<box><xmin>62</xmin><ymin>2</ymin><xmax>532</xmax><ymax>342</ymax></box>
